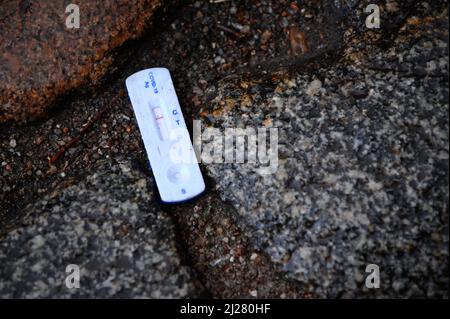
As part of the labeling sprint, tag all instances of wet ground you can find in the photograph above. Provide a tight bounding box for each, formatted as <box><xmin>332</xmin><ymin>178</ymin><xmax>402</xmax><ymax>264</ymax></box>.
<box><xmin>1</xmin><ymin>0</ymin><xmax>338</xmax><ymax>298</ymax></box>
<box><xmin>1</xmin><ymin>0</ymin><xmax>347</xmax><ymax>231</ymax></box>
<box><xmin>1</xmin><ymin>0</ymin><xmax>448</xmax><ymax>298</ymax></box>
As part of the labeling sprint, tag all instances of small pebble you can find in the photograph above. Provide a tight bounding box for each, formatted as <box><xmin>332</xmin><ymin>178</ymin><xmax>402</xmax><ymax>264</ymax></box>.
<box><xmin>9</xmin><ymin>139</ymin><xmax>17</xmax><ymax>148</ymax></box>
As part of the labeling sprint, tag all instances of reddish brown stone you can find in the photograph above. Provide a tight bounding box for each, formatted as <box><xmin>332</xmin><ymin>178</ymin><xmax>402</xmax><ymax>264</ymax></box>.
<box><xmin>0</xmin><ymin>0</ymin><xmax>170</xmax><ymax>124</ymax></box>
<box><xmin>289</xmin><ymin>26</ymin><xmax>309</xmax><ymax>56</ymax></box>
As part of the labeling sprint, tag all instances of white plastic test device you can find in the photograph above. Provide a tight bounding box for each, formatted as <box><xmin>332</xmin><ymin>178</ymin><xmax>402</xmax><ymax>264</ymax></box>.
<box><xmin>125</xmin><ymin>68</ymin><xmax>205</xmax><ymax>203</ymax></box>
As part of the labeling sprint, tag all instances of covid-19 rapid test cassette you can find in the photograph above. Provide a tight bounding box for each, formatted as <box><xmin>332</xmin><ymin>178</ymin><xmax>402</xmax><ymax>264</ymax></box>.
<box><xmin>125</xmin><ymin>68</ymin><xmax>205</xmax><ymax>203</ymax></box>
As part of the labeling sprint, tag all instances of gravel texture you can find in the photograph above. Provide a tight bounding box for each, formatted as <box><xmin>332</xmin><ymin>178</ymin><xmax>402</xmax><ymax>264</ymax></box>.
<box><xmin>0</xmin><ymin>159</ymin><xmax>202</xmax><ymax>298</ymax></box>
<box><xmin>0</xmin><ymin>0</ymin><xmax>171</xmax><ymax>123</ymax></box>
<box><xmin>200</xmin><ymin>3</ymin><xmax>449</xmax><ymax>298</ymax></box>
<box><xmin>171</xmin><ymin>194</ymin><xmax>307</xmax><ymax>298</ymax></box>
<box><xmin>0</xmin><ymin>0</ymin><xmax>448</xmax><ymax>298</ymax></box>
<box><xmin>0</xmin><ymin>0</ymin><xmax>349</xmax><ymax>228</ymax></box>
